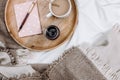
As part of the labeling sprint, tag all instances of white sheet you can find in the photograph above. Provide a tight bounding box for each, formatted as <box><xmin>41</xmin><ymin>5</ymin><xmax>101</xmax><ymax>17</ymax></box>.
<box><xmin>16</xmin><ymin>0</ymin><xmax>120</xmax><ymax>64</ymax></box>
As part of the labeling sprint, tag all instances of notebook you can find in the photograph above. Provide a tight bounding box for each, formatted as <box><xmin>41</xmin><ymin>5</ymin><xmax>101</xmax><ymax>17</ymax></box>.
<box><xmin>14</xmin><ymin>1</ymin><xmax>42</xmax><ymax>37</ymax></box>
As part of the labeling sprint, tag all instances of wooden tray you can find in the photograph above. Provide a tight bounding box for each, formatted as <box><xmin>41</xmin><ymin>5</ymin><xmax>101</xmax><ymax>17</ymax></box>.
<box><xmin>5</xmin><ymin>0</ymin><xmax>78</xmax><ymax>51</ymax></box>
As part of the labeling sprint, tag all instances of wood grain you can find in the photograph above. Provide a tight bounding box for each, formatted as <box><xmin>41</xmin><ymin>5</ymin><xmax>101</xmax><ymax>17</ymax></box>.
<box><xmin>5</xmin><ymin>0</ymin><xmax>78</xmax><ymax>51</ymax></box>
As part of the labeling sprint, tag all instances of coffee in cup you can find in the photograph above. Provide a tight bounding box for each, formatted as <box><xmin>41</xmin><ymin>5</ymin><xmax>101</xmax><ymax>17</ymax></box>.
<box><xmin>46</xmin><ymin>0</ymin><xmax>72</xmax><ymax>18</ymax></box>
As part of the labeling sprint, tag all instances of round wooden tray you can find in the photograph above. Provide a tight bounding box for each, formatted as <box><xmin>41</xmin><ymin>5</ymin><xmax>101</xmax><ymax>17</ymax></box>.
<box><xmin>5</xmin><ymin>0</ymin><xmax>78</xmax><ymax>51</ymax></box>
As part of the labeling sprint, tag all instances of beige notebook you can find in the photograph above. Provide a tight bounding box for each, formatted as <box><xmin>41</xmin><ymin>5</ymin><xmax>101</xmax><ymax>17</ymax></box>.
<box><xmin>14</xmin><ymin>1</ymin><xmax>42</xmax><ymax>37</ymax></box>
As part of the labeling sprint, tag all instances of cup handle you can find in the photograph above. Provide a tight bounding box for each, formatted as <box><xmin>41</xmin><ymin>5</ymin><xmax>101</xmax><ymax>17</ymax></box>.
<box><xmin>46</xmin><ymin>12</ymin><xmax>53</xmax><ymax>18</ymax></box>
<box><xmin>51</xmin><ymin>0</ymin><xmax>55</xmax><ymax>2</ymax></box>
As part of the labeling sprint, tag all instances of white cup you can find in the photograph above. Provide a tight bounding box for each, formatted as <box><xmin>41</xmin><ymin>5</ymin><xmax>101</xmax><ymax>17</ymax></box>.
<box><xmin>46</xmin><ymin>0</ymin><xmax>72</xmax><ymax>18</ymax></box>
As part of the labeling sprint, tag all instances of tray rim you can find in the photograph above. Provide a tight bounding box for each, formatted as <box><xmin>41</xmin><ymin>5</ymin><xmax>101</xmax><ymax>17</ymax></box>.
<box><xmin>4</xmin><ymin>0</ymin><xmax>79</xmax><ymax>51</ymax></box>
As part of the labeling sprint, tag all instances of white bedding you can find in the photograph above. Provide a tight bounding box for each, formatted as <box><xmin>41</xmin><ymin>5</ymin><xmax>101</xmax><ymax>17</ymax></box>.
<box><xmin>18</xmin><ymin>0</ymin><xmax>120</xmax><ymax>64</ymax></box>
<box><xmin>1</xmin><ymin>0</ymin><xmax>120</xmax><ymax>79</ymax></box>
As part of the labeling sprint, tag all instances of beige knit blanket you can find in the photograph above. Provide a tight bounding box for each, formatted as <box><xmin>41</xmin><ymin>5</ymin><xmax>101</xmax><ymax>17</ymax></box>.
<box><xmin>0</xmin><ymin>47</ymin><xmax>106</xmax><ymax>80</ymax></box>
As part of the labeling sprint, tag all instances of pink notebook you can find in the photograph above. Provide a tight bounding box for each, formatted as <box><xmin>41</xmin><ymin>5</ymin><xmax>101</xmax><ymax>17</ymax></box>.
<box><xmin>14</xmin><ymin>1</ymin><xmax>42</xmax><ymax>37</ymax></box>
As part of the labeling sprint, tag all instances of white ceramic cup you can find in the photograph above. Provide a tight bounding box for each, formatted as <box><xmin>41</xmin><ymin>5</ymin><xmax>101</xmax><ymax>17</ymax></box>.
<box><xmin>46</xmin><ymin>0</ymin><xmax>72</xmax><ymax>18</ymax></box>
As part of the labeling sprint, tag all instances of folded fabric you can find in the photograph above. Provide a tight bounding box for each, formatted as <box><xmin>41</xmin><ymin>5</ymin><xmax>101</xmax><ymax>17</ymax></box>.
<box><xmin>0</xmin><ymin>65</ymin><xmax>39</xmax><ymax>80</ymax></box>
<box><xmin>80</xmin><ymin>24</ymin><xmax>120</xmax><ymax>80</ymax></box>
<box><xmin>14</xmin><ymin>1</ymin><xmax>42</xmax><ymax>37</ymax></box>
<box><xmin>0</xmin><ymin>47</ymin><xmax>106</xmax><ymax>80</ymax></box>
<box><xmin>0</xmin><ymin>47</ymin><xmax>16</xmax><ymax>66</ymax></box>
<box><xmin>42</xmin><ymin>47</ymin><xmax>106</xmax><ymax>80</ymax></box>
